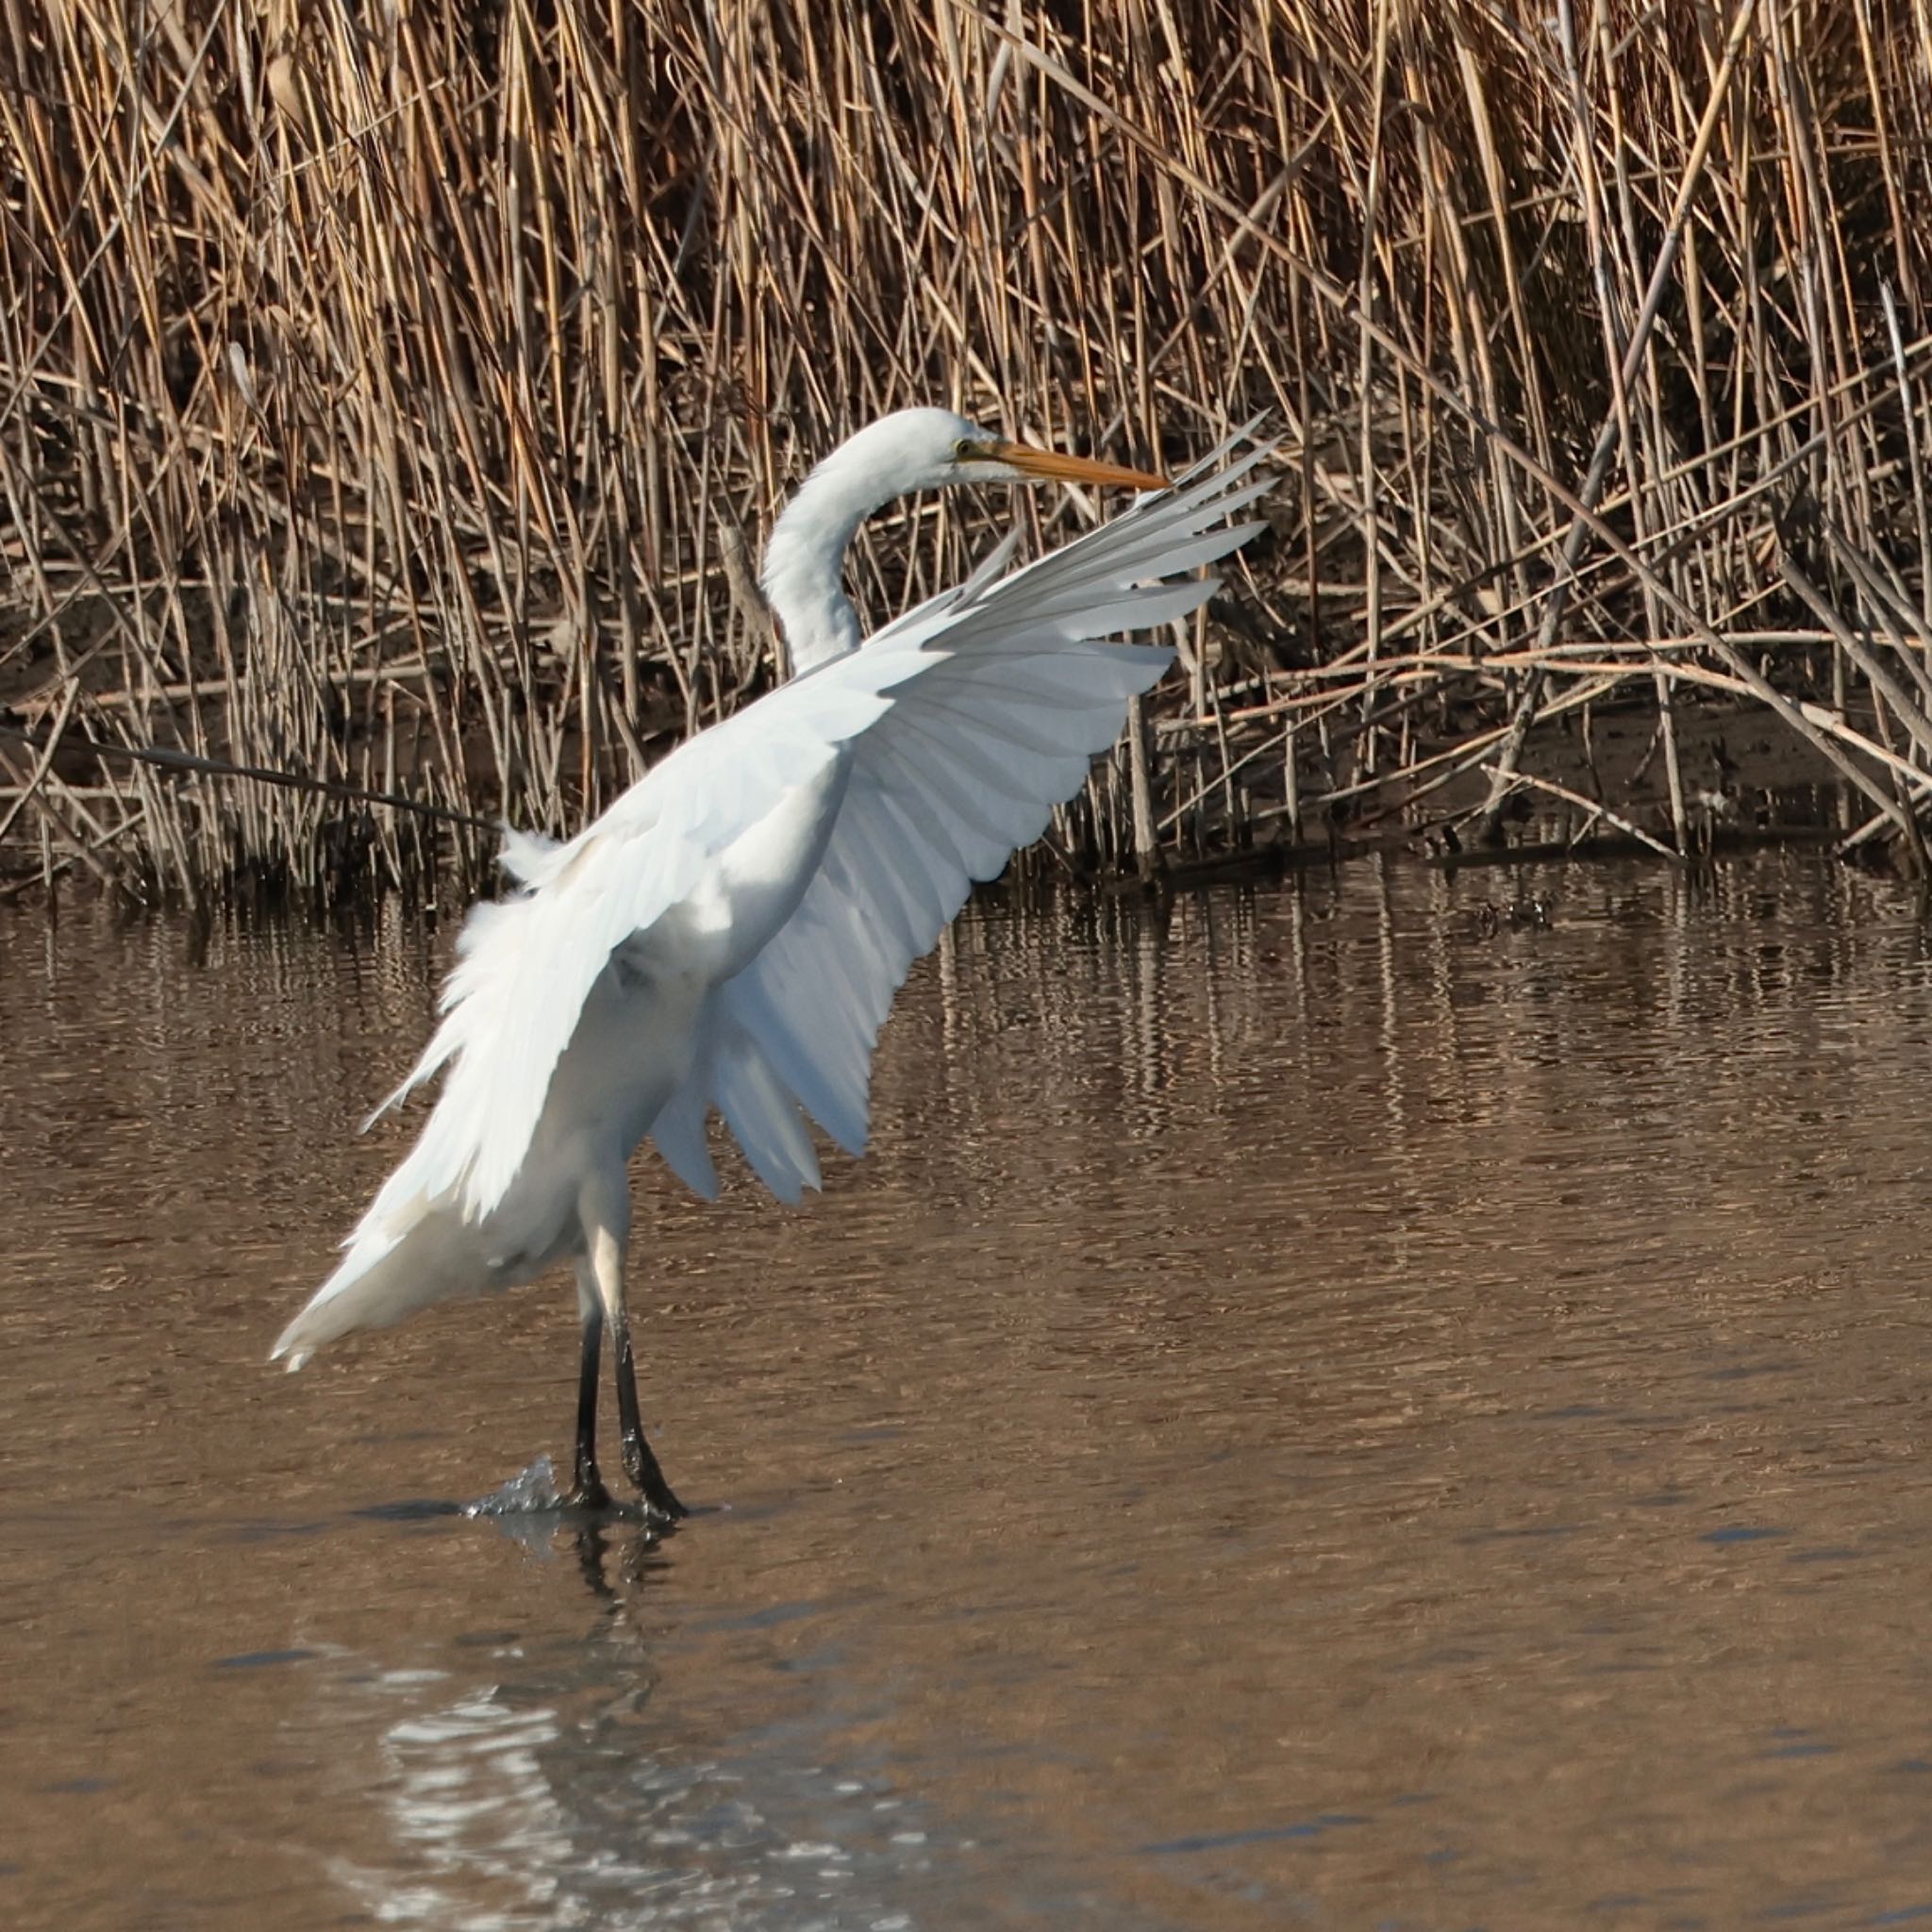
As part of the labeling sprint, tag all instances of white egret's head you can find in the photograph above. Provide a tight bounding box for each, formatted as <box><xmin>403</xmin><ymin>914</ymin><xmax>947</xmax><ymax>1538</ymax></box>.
<box><xmin>762</xmin><ymin>407</ymin><xmax>1171</xmax><ymax>676</ymax></box>
<box><xmin>832</xmin><ymin>408</ymin><xmax>1170</xmax><ymax>496</ymax></box>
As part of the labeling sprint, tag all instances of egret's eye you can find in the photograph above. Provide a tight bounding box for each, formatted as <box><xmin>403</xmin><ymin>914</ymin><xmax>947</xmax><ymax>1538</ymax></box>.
<box><xmin>954</xmin><ymin>437</ymin><xmax>985</xmax><ymax>462</ymax></box>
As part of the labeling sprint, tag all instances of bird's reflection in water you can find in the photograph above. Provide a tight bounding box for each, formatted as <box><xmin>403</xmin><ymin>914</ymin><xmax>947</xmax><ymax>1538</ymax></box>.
<box><xmin>570</xmin><ymin>1511</ymin><xmax>669</xmax><ymax>1607</ymax></box>
<box><xmin>303</xmin><ymin>1516</ymin><xmax>989</xmax><ymax>1932</ymax></box>
<box><xmin>480</xmin><ymin>1504</ymin><xmax>674</xmax><ymax>1609</ymax></box>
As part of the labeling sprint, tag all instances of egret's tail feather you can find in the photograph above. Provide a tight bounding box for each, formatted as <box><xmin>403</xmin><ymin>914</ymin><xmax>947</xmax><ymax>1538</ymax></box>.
<box><xmin>272</xmin><ymin>1207</ymin><xmax>491</xmax><ymax>1370</ymax></box>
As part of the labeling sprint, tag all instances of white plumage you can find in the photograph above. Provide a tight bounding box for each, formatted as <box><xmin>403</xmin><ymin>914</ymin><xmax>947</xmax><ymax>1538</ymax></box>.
<box><xmin>275</xmin><ymin>408</ymin><xmax>1272</xmax><ymax>1516</ymax></box>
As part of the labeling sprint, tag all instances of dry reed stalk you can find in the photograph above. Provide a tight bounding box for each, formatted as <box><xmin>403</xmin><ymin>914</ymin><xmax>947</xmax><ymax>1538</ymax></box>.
<box><xmin>2</xmin><ymin>0</ymin><xmax>1930</xmax><ymax>897</ymax></box>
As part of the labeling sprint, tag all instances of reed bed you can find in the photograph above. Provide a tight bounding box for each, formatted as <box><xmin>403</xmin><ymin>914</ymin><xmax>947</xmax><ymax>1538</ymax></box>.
<box><xmin>3</xmin><ymin>0</ymin><xmax>1931</xmax><ymax>903</ymax></box>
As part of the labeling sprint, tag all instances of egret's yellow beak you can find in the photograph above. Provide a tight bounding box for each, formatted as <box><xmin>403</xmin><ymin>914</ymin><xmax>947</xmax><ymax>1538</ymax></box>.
<box><xmin>988</xmin><ymin>440</ymin><xmax>1170</xmax><ymax>491</ymax></box>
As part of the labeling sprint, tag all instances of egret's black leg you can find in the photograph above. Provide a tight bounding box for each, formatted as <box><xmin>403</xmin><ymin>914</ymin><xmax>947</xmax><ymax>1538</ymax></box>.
<box><xmin>578</xmin><ymin>1174</ymin><xmax>685</xmax><ymax>1524</ymax></box>
<box><xmin>613</xmin><ymin>1309</ymin><xmax>687</xmax><ymax>1523</ymax></box>
<box><xmin>561</xmin><ymin>1266</ymin><xmax>612</xmax><ymax>1510</ymax></box>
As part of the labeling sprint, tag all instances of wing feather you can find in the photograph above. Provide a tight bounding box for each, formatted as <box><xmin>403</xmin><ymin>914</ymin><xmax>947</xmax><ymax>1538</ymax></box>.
<box><xmin>711</xmin><ymin>1015</ymin><xmax>823</xmax><ymax>1203</ymax></box>
<box><xmin>649</xmin><ymin>1072</ymin><xmax>720</xmax><ymax>1200</ymax></box>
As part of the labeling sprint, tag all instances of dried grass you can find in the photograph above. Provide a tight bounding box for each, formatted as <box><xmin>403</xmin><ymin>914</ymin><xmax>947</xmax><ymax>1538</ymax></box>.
<box><xmin>3</xmin><ymin>0</ymin><xmax>1931</xmax><ymax>901</ymax></box>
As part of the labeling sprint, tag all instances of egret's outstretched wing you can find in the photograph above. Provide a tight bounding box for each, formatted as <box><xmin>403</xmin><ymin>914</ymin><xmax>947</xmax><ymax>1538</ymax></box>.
<box><xmin>364</xmin><ymin>430</ymin><xmax>1270</xmax><ymax>1227</ymax></box>
<box><xmin>654</xmin><ymin>432</ymin><xmax>1276</xmax><ymax>1202</ymax></box>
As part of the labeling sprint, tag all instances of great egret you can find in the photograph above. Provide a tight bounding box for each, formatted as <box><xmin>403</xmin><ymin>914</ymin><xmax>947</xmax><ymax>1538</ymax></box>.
<box><xmin>275</xmin><ymin>408</ymin><xmax>1272</xmax><ymax>1519</ymax></box>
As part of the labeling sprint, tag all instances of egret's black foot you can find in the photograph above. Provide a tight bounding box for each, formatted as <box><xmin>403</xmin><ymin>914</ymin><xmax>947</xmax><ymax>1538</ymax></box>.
<box><xmin>622</xmin><ymin>1432</ymin><xmax>688</xmax><ymax>1523</ymax></box>
<box><xmin>640</xmin><ymin>1481</ymin><xmax>689</xmax><ymax>1526</ymax></box>
<box><xmin>561</xmin><ymin>1471</ymin><xmax>615</xmax><ymax>1512</ymax></box>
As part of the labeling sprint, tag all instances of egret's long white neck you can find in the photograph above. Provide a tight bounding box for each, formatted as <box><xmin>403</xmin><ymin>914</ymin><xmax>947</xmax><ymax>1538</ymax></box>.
<box><xmin>759</xmin><ymin>434</ymin><xmax>920</xmax><ymax>677</ymax></box>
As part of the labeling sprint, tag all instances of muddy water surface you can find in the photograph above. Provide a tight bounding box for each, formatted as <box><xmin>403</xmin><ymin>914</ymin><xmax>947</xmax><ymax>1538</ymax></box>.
<box><xmin>4</xmin><ymin>855</ymin><xmax>1931</xmax><ymax>1930</ymax></box>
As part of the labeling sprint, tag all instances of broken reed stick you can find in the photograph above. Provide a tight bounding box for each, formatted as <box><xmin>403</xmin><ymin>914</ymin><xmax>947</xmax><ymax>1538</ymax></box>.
<box><xmin>1477</xmin><ymin>761</ymin><xmax>1681</xmax><ymax>862</ymax></box>
<box><xmin>0</xmin><ymin>724</ymin><xmax>500</xmax><ymax>836</ymax></box>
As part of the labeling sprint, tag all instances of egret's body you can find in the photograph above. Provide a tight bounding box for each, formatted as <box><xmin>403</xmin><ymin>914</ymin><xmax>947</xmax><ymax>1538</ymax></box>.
<box><xmin>275</xmin><ymin>408</ymin><xmax>1271</xmax><ymax>1516</ymax></box>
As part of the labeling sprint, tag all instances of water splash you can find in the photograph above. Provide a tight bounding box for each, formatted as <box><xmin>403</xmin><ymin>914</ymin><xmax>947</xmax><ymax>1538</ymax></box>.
<box><xmin>462</xmin><ymin>1455</ymin><xmax>563</xmax><ymax>1518</ymax></box>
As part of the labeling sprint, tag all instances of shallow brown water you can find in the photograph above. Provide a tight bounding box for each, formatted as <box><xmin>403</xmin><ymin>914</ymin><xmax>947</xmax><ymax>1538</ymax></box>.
<box><xmin>4</xmin><ymin>854</ymin><xmax>1932</xmax><ymax>1930</ymax></box>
